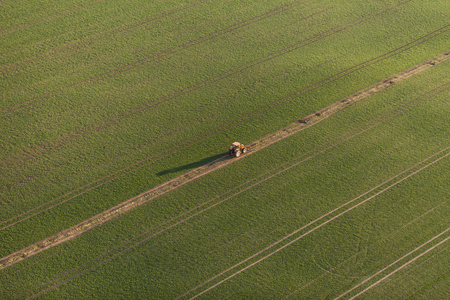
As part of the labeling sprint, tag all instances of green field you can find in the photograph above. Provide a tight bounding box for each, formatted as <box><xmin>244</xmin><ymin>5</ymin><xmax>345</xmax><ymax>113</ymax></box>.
<box><xmin>1</xmin><ymin>0</ymin><xmax>449</xmax><ymax>298</ymax></box>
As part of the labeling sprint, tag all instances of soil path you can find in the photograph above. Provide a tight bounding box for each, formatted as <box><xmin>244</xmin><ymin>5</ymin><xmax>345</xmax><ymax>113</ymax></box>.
<box><xmin>0</xmin><ymin>51</ymin><xmax>448</xmax><ymax>269</ymax></box>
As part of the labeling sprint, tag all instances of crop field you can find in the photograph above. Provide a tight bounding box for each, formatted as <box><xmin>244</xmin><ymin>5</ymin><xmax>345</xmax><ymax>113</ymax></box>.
<box><xmin>1</xmin><ymin>0</ymin><xmax>449</xmax><ymax>299</ymax></box>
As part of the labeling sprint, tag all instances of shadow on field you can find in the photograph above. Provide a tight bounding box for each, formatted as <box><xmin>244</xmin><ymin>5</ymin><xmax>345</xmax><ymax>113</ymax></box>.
<box><xmin>156</xmin><ymin>153</ymin><xmax>226</xmax><ymax>176</ymax></box>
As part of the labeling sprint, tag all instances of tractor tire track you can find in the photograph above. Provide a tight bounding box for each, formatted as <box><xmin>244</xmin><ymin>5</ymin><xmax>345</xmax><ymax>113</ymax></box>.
<box><xmin>0</xmin><ymin>4</ymin><xmax>436</xmax><ymax>172</ymax></box>
<box><xmin>0</xmin><ymin>44</ymin><xmax>447</xmax><ymax>234</ymax></box>
<box><xmin>2</xmin><ymin>75</ymin><xmax>447</xmax><ymax>278</ymax></box>
<box><xmin>0</xmin><ymin>52</ymin><xmax>331</xmax><ymax>193</ymax></box>
<box><xmin>1</xmin><ymin>0</ymin><xmax>211</xmax><ymax>70</ymax></box>
<box><xmin>0</xmin><ymin>0</ymin><xmax>107</xmax><ymax>36</ymax></box>
<box><xmin>0</xmin><ymin>8</ymin><xmax>334</xmax><ymax>193</ymax></box>
<box><xmin>0</xmin><ymin>0</ymin><xmax>316</xmax><ymax>115</ymax></box>
<box><xmin>0</xmin><ymin>0</ymin><xmax>414</xmax><ymax>168</ymax></box>
<box><xmin>1</xmin><ymin>0</ymin><xmax>412</xmax><ymax>130</ymax></box>
<box><xmin>16</xmin><ymin>145</ymin><xmax>450</xmax><ymax>300</ymax></box>
<box><xmin>337</xmin><ymin>229</ymin><xmax>450</xmax><ymax>300</ymax></box>
<box><xmin>0</xmin><ymin>3</ymin><xmax>328</xmax><ymax>168</ymax></box>
<box><xmin>283</xmin><ymin>200</ymin><xmax>449</xmax><ymax>299</ymax></box>
<box><xmin>5</xmin><ymin>76</ymin><xmax>446</xmax><ymax>268</ymax></box>
<box><xmin>397</xmin><ymin>246</ymin><xmax>450</xmax><ymax>300</ymax></box>
<box><xmin>182</xmin><ymin>152</ymin><xmax>450</xmax><ymax>299</ymax></box>
<box><xmin>0</xmin><ymin>250</ymin><xmax>62</xmax><ymax>280</ymax></box>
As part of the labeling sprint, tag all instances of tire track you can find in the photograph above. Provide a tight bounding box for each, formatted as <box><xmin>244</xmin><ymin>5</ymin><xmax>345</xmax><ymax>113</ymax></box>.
<box><xmin>1</xmin><ymin>0</ymin><xmax>211</xmax><ymax>69</ymax></box>
<box><xmin>0</xmin><ymin>0</ymin><xmax>316</xmax><ymax>116</ymax></box>
<box><xmin>1</xmin><ymin>44</ymin><xmax>331</xmax><ymax>192</ymax></box>
<box><xmin>1</xmin><ymin>41</ymin><xmax>447</xmax><ymax>233</ymax></box>
<box><xmin>401</xmin><ymin>246</ymin><xmax>450</xmax><ymax>299</ymax></box>
<box><xmin>2</xmin><ymin>9</ymin><xmax>442</xmax><ymax>172</ymax></box>
<box><xmin>0</xmin><ymin>3</ymin><xmax>328</xmax><ymax>168</ymax></box>
<box><xmin>3</xmin><ymin>80</ymin><xmax>447</xmax><ymax>268</ymax></box>
<box><xmin>18</xmin><ymin>146</ymin><xmax>450</xmax><ymax>300</ymax></box>
<box><xmin>183</xmin><ymin>152</ymin><xmax>450</xmax><ymax>299</ymax></box>
<box><xmin>0</xmin><ymin>8</ymin><xmax>335</xmax><ymax>192</ymax></box>
<box><xmin>0</xmin><ymin>0</ymin><xmax>417</xmax><ymax>169</ymax></box>
<box><xmin>337</xmin><ymin>229</ymin><xmax>450</xmax><ymax>300</ymax></box>
<box><xmin>6</xmin><ymin>85</ymin><xmax>448</xmax><ymax>297</ymax></box>
<box><xmin>283</xmin><ymin>200</ymin><xmax>449</xmax><ymax>299</ymax></box>
<box><xmin>0</xmin><ymin>0</ymin><xmax>107</xmax><ymax>36</ymax></box>
<box><xmin>0</xmin><ymin>250</ymin><xmax>62</xmax><ymax>280</ymax></box>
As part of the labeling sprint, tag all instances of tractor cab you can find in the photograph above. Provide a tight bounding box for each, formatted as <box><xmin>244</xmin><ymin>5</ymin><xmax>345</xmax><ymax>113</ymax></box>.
<box><xmin>228</xmin><ymin>142</ymin><xmax>247</xmax><ymax>157</ymax></box>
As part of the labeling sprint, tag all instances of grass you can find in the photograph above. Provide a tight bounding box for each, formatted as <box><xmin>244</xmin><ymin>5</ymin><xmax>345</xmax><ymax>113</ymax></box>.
<box><xmin>0</xmin><ymin>0</ymin><xmax>449</xmax><ymax>298</ymax></box>
<box><xmin>1</xmin><ymin>44</ymin><xmax>448</xmax><ymax>298</ymax></box>
<box><xmin>1</xmin><ymin>0</ymin><xmax>449</xmax><ymax>257</ymax></box>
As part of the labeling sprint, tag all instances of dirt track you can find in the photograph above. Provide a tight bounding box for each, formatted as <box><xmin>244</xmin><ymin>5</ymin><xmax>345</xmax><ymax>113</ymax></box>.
<box><xmin>0</xmin><ymin>1</ymin><xmax>418</xmax><ymax>165</ymax></box>
<box><xmin>0</xmin><ymin>51</ymin><xmax>448</xmax><ymax>269</ymax></box>
<box><xmin>2</xmin><ymin>31</ymin><xmax>447</xmax><ymax>231</ymax></box>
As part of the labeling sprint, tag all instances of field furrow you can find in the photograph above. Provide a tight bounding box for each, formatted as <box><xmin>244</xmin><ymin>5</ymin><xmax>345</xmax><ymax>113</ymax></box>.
<box><xmin>1</xmin><ymin>0</ymin><xmax>448</xmax><ymax>298</ymax></box>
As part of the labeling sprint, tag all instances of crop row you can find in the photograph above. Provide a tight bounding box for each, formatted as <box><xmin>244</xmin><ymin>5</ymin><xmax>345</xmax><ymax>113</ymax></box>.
<box><xmin>1</xmin><ymin>27</ymin><xmax>447</xmax><ymax>239</ymax></box>
<box><xmin>1</xmin><ymin>58</ymin><xmax>448</xmax><ymax>298</ymax></box>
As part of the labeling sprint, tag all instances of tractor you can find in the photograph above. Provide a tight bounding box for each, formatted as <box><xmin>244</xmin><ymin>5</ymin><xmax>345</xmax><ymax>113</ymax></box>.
<box><xmin>228</xmin><ymin>142</ymin><xmax>247</xmax><ymax>157</ymax></box>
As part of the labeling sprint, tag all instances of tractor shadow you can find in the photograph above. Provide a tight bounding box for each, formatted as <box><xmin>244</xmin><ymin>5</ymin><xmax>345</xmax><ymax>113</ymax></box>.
<box><xmin>156</xmin><ymin>153</ymin><xmax>226</xmax><ymax>176</ymax></box>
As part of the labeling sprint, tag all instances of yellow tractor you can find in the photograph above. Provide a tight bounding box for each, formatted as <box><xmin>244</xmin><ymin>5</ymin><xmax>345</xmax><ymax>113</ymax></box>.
<box><xmin>228</xmin><ymin>142</ymin><xmax>247</xmax><ymax>157</ymax></box>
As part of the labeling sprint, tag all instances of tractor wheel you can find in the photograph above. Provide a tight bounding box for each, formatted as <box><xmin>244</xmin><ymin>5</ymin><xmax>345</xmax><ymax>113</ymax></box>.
<box><xmin>242</xmin><ymin>147</ymin><xmax>247</xmax><ymax>154</ymax></box>
<box><xmin>234</xmin><ymin>150</ymin><xmax>241</xmax><ymax>157</ymax></box>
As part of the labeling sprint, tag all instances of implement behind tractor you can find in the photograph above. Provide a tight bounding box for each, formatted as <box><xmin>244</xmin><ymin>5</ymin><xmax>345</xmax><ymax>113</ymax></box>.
<box><xmin>228</xmin><ymin>142</ymin><xmax>247</xmax><ymax>157</ymax></box>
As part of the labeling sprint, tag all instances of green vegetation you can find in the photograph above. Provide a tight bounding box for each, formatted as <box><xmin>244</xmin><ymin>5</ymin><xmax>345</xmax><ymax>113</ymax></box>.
<box><xmin>0</xmin><ymin>0</ymin><xmax>449</xmax><ymax>298</ymax></box>
<box><xmin>2</xmin><ymin>43</ymin><xmax>449</xmax><ymax>300</ymax></box>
